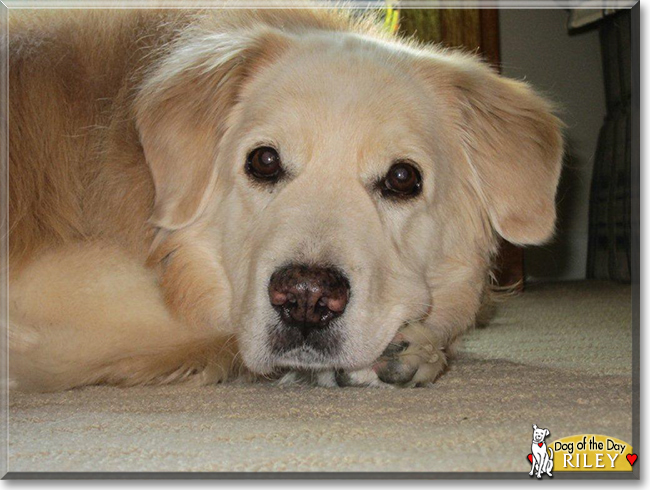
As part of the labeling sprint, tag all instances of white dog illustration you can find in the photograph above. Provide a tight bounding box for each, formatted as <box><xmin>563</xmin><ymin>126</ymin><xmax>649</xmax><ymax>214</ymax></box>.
<box><xmin>529</xmin><ymin>424</ymin><xmax>554</xmax><ymax>478</ymax></box>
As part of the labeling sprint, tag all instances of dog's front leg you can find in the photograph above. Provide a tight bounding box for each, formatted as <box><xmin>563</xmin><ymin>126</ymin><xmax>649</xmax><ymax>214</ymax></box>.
<box><xmin>536</xmin><ymin>454</ymin><xmax>546</xmax><ymax>479</ymax></box>
<box><xmin>337</xmin><ymin>322</ymin><xmax>447</xmax><ymax>388</ymax></box>
<box><xmin>529</xmin><ymin>453</ymin><xmax>539</xmax><ymax>476</ymax></box>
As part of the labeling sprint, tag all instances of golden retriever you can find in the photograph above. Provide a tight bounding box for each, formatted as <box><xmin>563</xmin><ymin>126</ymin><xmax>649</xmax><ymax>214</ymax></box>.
<box><xmin>8</xmin><ymin>7</ymin><xmax>563</xmax><ymax>391</ymax></box>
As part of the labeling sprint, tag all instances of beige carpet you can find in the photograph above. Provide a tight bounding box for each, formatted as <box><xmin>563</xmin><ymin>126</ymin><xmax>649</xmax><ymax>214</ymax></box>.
<box><xmin>8</xmin><ymin>281</ymin><xmax>633</xmax><ymax>474</ymax></box>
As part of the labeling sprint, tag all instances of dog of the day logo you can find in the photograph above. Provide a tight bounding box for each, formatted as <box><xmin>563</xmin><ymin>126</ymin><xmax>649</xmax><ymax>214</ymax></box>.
<box><xmin>527</xmin><ymin>425</ymin><xmax>636</xmax><ymax>476</ymax></box>
<box><xmin>528</xmin><ymin>424</ymin><xmax>554</xmax><ymax>478</ymax></box>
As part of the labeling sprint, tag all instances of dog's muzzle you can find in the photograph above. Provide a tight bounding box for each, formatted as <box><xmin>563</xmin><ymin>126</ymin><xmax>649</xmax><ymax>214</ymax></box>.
<box><xmin>267</xmin><ymin>264</ymin><xmax>350</xmax><ymax>358</ymax></box>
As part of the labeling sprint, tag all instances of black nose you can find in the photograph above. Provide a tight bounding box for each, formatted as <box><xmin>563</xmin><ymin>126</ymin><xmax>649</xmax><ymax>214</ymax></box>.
<box><xmin>268</xmin><ymin>264</ymin><xmax>350</xmax><ymax>334</ymax></box>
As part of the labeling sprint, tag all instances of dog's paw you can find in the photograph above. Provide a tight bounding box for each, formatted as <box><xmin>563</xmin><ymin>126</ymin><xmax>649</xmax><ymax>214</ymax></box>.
<box><xmin>334</xmin><ymin>367</ymin><xmax>394</xmax><ymax>388</ymax></box>
<box><xmin>277</xmin><ymin>369</ymin><xmax>339</xmax><ymax>387</ymax></box>
<box><xmin>371</xmin><ymin>322</ymin><xmax>447</xmax><ymax>387</ymax></box>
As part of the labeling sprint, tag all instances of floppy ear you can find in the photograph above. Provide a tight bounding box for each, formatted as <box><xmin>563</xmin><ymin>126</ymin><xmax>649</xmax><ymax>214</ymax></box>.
<box><xmin>450</xmin><ymin>59</ymin><xmax>564</xmax><ymax>245</ymax></box>
<box><xmin>135</xmin><ymin>28</ymin><xmax>290</xmax><ymax>230</ymax></box>
<box><xmin>545</xmin><ymin>429</ymin><xmax>550</xmax><ymax>437</ymax></box>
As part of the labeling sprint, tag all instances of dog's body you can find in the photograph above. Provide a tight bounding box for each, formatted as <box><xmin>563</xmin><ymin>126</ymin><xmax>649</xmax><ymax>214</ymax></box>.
<box><xmin>530</xmin><ymin>424</ymin><xmax>554</xmax><ymax>478</ymax></box>
<box><xmin>8</xmin><ymin>8</ymin><xmax>563</xmax><ymax>391</ymax></box>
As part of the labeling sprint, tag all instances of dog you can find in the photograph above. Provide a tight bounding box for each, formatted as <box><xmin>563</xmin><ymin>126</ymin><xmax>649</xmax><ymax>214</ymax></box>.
<box><xmin>7</xmin><ymin>7</ymin><xmax>564</xmax><ymax>391</ymax></box>
<box><xmin>530</xmin><ymin>424</ymin><xmax>554</xmax><ymax>478</ymax></box>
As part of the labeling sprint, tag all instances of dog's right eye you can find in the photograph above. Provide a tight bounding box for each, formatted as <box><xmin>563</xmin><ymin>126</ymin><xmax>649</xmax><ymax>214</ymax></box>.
<box><xmin>245</xmin><ymin>146</ymin><xmax>283</xmax><ymax>183</ymax></box>
<box><xmin>378</xmin><ymin>161</ymin><xmax>422</xmax><ymax>199</ymax></box>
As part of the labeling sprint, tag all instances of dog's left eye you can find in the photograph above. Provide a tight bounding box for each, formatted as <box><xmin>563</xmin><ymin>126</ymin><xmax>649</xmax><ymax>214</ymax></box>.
<box><xmin>379</xmin><ymin>161</ymin><xmax>422</xmax><ymax>199</ymax></box>
<box><xmin>245</xmin><ymin>146</ymin><xmax>283</xmax><ymax>183</ymax></box>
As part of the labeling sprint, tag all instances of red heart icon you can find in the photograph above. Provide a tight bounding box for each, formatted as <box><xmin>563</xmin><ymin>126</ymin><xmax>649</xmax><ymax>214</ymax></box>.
<box><xmin>528</xmin><ymin>454</ymin><xmax>533</xmax><ymax>463</ymax></box>
<box><xmin>626</xmin><ymin>454</ymin><xmax>637</xmax><ymax>466</ymax></box>
<box><xmin>538</xmin><ymin>443</ymin><xmax>543</xmax><ymax>447</ymax></box>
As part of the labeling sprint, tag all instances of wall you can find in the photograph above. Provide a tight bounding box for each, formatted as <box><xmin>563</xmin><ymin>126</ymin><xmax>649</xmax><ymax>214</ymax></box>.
<box><xmin>499</xmin><ymin>9</ymin><xmax>606</xmax><ymax>281</ymax></box>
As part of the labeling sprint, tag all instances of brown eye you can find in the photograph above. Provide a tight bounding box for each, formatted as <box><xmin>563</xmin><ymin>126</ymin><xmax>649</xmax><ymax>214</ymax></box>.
<box><xmin>381</xmin><ymin>161</ymin><xmax>422</xmax><ymax>198</ymax></box>
<box><xmin>246</xmin><ymin>146</ymin><xmax>283</xmax><ymax>182</ymax></box>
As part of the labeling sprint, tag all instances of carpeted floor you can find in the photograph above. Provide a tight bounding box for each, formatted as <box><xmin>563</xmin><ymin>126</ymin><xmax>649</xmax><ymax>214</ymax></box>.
<box><xmin>8</xmin><ymin>281</ymin><xmax>633</xmax><ymax>474</ymax></box>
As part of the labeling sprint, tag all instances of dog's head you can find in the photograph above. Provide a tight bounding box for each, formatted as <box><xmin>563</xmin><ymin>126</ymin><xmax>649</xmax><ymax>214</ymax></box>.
<box><xmin>136</xmin><ymin>16</ymin><xmax>563</xmax><ymax>375</ymax></box>
<box><xmin>532</xmin><ymin>424</ymin><xmax>550</xmax><ymax>444</ymax></box>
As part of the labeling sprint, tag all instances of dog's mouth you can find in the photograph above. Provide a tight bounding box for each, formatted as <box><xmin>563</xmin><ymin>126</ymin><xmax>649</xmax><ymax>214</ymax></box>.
<box><xmin>267</xmin><ymin>319</ymin><xmax>343</xmax><ymax>367</ymax></box>
<box><xmin>271</xmin><ymin>346</ymin><xmax>338</xmax><ymax>370</ymax></box>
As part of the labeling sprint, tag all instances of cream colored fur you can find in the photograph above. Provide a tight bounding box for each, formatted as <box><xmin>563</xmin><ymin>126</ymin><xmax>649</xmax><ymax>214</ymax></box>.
<box><xmin>8</xmin><ymin>8</ymin><xmax>563</xmax><ymax>391</ymax></box>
